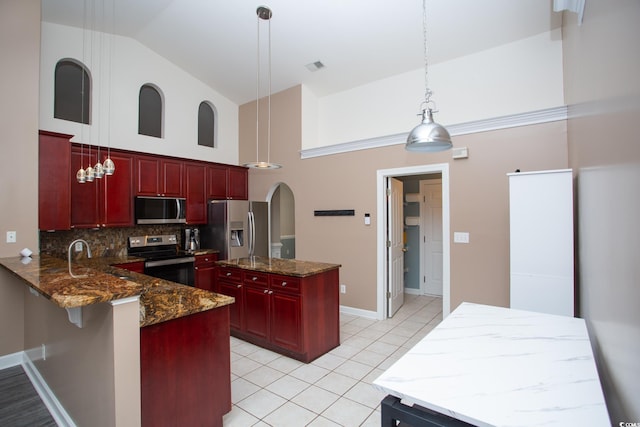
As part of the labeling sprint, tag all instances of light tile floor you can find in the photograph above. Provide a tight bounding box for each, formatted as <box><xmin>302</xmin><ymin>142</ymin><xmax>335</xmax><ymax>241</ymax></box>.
<box><xmin>223</xmin><ymin>294</ymin><xmax>443</xmax><ymax>427</ymax></box>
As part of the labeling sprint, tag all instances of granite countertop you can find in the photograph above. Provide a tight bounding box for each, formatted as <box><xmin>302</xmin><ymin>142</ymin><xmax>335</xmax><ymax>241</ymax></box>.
<box><xmin>216</xmin><ymin>256</ymin><xmax>341</xmax><ymax>277</ymax></box>
<box><xmin>0</xmin><ymin>254</ymin><xmax>234</xmax><ymax>328</ymax></box>
<box><xmin>373</xmin><ymin>302</ymin><xmax>610</xmax><ymax>427</ymax></box>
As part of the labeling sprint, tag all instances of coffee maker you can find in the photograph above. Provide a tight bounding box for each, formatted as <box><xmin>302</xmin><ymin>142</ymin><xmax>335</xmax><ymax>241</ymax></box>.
<box><xmin>183</xmin><ymin>227</ymin><xmax>200</xmax><ymax>253</ymax></box>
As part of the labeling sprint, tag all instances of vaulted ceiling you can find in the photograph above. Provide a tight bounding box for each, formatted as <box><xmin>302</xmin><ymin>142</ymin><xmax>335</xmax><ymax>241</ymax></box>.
<box><xmin>42</xmin><ymin>0</ymin><xmax>560</xmax><ymax>105</ymax></box>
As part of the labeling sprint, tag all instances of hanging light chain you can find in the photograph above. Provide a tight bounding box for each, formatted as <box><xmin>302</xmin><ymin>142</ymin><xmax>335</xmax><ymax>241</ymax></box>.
<box><xmin>422</xmin><ymin>0</ymin><xmax>433</xmax><ymax>107</ymax></box>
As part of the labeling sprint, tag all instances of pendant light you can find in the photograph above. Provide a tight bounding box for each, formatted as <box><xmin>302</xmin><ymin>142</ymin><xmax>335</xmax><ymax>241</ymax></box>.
<box><xmin>405</xmin><ymin>0</ymin><xmax>452</xmax><ymax>153</ymax></box>
<box><xmin>76</xmin><ymin>0</ymin><xmax>89</xmax><ymax>184</ymax></box>
<box><xmin>243</xmin><ymin>6</ymin><xmax>282</xmax><ymax>169</ymax></box>
<box><xmin>84</xmin><ymin>0</ymin><xmax>96</xmax><ymax>183</ymax></box>
<box><xmin>102</xmin><ymin>0</ymin><xmax>115</xmax><ymax>175</ymax></box>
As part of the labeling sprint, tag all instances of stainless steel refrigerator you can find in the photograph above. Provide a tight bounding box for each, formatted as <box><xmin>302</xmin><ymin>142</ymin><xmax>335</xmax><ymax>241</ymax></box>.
<box><xmin>200</xmin><ymin>200</ymin><xmax>269</xmax><ymax>260</ymax></box>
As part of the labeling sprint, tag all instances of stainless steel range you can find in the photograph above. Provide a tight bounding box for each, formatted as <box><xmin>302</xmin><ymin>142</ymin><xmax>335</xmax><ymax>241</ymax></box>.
<box><xmin>128</xmin><ymin>234</ymin><xmax>195</xmax><ymax>286</ymax></box>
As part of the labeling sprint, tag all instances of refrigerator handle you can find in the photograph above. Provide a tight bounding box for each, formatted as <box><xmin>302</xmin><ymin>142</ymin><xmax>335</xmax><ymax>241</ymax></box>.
<box><xmin>248</xmin><ymin>211</ymin><xmax>255</xmax><ymax>256</ymax></box>
<box><xmin>251</xmin><ymin>211</ymin><xmax>256</xmax><ymax>256</ymax></box>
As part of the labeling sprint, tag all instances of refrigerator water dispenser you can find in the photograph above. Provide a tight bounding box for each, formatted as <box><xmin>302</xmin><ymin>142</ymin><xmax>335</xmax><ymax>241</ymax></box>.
<box><xmin>230</xmin><ymin>221</ymin><xmax>244</xmax><ymax>247</ymax></box>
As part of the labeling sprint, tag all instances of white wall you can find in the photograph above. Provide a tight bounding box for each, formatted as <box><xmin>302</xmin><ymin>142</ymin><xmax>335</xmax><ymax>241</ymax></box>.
<box><xmin>308</xmin><ymin>30</ymin><xmax>565</xmax><ymax>149</ymax></box>
<box><xmin>39</xmin><ymin>22</ymin><xmax>239</xmax><ymax>164</ymax></box>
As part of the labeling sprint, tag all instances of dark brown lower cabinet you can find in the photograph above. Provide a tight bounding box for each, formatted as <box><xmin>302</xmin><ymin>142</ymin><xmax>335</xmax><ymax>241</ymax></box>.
<box><xmin>216</xmin><ymin>266</ymin><xmax>340</xmax><ymax>362</ymax></box>
<box><xmin>140</xmin><ymin>306</ymin><xmax>231</xmax><ymax>427</ymax></box>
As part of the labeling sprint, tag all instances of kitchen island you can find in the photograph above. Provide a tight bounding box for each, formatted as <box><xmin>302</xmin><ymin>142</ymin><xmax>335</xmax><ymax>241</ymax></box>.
<box><xmin>0</xmin><ymin>254</ymin><xmax>234</xmax><ymax>427</ymax></box>
<box><xmin>216</xmin><ymin>256</ymin><xmax>341</xmax><ymax>362</ymax></box>
<box><xmin>373</xmin><ymin>302</ymin><xmax>610</xmax><ymax>427</ymax></box>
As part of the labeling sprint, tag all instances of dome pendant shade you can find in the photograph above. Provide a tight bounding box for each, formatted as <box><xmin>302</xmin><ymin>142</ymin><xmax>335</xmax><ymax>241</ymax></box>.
<box><xmin>405</xmin><ymin>109</ymin><xmax>452</xmax><ymax>152</ymax></box>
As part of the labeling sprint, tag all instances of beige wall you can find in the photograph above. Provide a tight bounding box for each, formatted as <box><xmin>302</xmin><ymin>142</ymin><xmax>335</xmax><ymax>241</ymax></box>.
<box><xmin>23</xmin><ymin>289</ymin><xmax>140</xmax><ymax>426</ymax></box>
<box><xmin>240</xmin><ymin>86</ymin><xmax>568</xmax><ymax>313</ymax></box>
<box><xmin>0</xmin><ymin>0</ymin><xmax>41</xmax><ymax>356</ymax></box>
<box><xmin>562</xmin><ymin>0</ymin><xmax>640</xmax><ymax>422</ymax></box>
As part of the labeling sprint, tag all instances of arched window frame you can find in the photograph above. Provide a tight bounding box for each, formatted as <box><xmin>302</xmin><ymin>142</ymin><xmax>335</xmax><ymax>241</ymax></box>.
<box><xmin>138</xmin><ymin>83</ymin><xmax>164</xmax><ymax>138</ymax></box>
<box><xmin>197</xmin><ymin>101</ymin><xmax>217</xmax><ymax>148</ymax></box>
<box><xmin>54</xmin><ymin>58</ymin><xmax>91</xmax><ymax>124</ymax></box>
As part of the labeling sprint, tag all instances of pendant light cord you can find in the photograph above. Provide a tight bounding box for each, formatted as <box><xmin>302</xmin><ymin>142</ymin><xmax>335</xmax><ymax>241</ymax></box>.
<box><xmin>80</xmin><ymin>0</ymin><xmax>87</xmax><ymax>169</ymax></box>
<box><xmin>107</xmin><ymin>0</ymin><xmax>113</xmax><ymax>161</ymax></box>
<box><xmin>255</xmin><ymin>13</ymin><xmax>260</xmax><ymax>164</ymax></box>
<box><xmin>267</xmin><ymin>13</ymin><xmax>272</xmax><ymax>165</ymax></box>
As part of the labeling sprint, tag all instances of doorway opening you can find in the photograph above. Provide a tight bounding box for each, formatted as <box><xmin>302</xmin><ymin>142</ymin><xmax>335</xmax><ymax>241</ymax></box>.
<box><xmin>266</xmin><ymin>182</ymin><xmax>295</xmax><ymax>259</ymax></box>
<box><xmin>376</xmin><ymin>164</ymin><xmax>450</xmax><ymax>320</ymax></box>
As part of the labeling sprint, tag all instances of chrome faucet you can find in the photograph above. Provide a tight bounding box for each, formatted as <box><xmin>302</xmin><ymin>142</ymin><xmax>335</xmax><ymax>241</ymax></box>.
<box><xmin>68</xmin><ymin>239</ymin><xmax>92</xmax><ymax>278</ymax></box>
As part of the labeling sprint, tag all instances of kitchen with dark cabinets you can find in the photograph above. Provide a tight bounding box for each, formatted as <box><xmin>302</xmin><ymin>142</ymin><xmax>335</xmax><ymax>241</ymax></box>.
<box><xmin>29</xmin><ymin>129</ymin><xmax>341</xmax><ymax>426</ymax></box>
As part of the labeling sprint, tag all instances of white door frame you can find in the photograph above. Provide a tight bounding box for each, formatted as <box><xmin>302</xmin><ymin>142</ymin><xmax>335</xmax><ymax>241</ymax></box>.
<box><xmin>376</xmin><ymin>164</ymin><xmax>451</xmax><ymax>320</ymax></box>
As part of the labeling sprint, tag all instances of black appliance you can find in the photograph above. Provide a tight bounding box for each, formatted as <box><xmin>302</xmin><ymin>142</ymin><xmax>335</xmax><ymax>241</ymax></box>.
<box><xmin>135</xmin><ymin>196</ymin><xmax>186</xmax><ymax>224</ymax></box>
<box><xmin>128</xmin><ymin>234</ymin><xmax>195</xmax><ymax>286</ymax></box>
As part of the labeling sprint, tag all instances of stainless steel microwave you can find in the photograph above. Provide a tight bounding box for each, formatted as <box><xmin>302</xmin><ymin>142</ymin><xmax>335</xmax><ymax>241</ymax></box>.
<box><xmin>135</xmin><ymin>197</ymin><xmax>186</xmax><ymax>224</ymax></box>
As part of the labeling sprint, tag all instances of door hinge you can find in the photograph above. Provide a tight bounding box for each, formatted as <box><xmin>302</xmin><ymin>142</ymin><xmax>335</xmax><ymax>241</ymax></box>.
<box><xmin>386</xmin><ymin>188</ymin><xmax>391</xmax><ymax>197</ymax></box>
<box><xmin>387</xmin><ymin>292</ymin><xmax>391</xmax><ymax>299</ymax></box>
<box><xmin>386</xmin><ymin>240</ymin><xmax>391</xmax><ymax>248</ymax></box>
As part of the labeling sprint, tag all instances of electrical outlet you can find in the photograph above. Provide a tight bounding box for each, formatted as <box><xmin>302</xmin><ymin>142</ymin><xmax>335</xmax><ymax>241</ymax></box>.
<box><xmin>340</xmin><ymin>284</ymin><xmax>346</xmax><ymax>294</ymax></box>
<box><xmin>6</xmin><ymin>231</ymin><xmax>16</xmax><ymax>243</ymax></box>
<box><xmin>75</xmin><ymin>241</ymin><xmax>83</xmax><ymax>252</ymax></box>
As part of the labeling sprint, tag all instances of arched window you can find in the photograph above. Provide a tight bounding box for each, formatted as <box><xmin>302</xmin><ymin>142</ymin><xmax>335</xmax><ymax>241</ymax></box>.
<box><xmin>138</xmin><ymin>84</ymin><xmax>163</xmax><ymax>138</ymax></box>
<box><xmin>198</xmin><ymin>101</ymin><xmax>216</xmax><ymax>148</ymax></box>
<box><xmin>54</xmin><ymin>59</ymin><xmax>90</xmax><ymax>124</ymax></box>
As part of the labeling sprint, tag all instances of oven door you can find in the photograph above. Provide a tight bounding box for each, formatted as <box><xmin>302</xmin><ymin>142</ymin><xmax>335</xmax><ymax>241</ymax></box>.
<box><xmin>144</xmin><ymin>257</ymin><xmax>195</xmax><ymax>286</ymax></box>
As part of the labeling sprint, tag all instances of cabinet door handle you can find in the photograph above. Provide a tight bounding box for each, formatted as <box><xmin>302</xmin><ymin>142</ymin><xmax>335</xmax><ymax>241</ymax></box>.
<box><xmin>237</xmin><ymin>284</ymin><xmax>242</xmax><ymax>288</ymax></box>
<box><xmin>226</xmin><ymin>272</ymin><xmax>231</xmax><ymax>276</ymax></box>
<box><xmin>281</xmin><ymin>282</ymin><xmax>287</xmax><ymax>287</ymax></box>
<box><xmin>195</xmin><ymin>267</ymin><xmax>198</xmax><ymax>270</ymax></box>
<box><xmin>268</xmin><ymin>290</ymin><xmax>273</xmax><ymax>295</ymax></box>
<box><xmin>252</xmin><ymin>276</ymin><xmax>258</xmax><ymax>281</ymax></box>
<box><xmin>263</xmin><ymin>289</ymin><xmax>269</xmax><ymax>294</ymax></box>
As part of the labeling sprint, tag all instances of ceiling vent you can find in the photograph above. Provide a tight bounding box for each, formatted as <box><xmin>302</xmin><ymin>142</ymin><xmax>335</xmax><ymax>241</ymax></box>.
<box><xmin>305</xmin><ymin>61</ymin><xmax>325</xmax><ymax>72</ymax></box>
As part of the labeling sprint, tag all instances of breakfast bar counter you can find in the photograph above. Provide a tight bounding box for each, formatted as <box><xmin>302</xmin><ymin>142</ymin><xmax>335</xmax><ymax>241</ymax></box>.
<box><xmin>0</xmin><ymin>253</ymin><xmax>235</xmax><ymax>426</ymax></box>
<box><xmin>0</xmin><ymin>254</ymin><xmax>234</xmax><ymax>327</ymax></box>
<box><xmin>373</xmin><ymin>302</ymin><xmax>610</xmax><ymax>426</ymax></box>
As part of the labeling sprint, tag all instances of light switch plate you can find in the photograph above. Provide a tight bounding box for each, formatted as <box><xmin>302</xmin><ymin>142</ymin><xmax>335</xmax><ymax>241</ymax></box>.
<box><xmin>453</xmin><ymin>232</ymin><xmax>470</xmax><ymax>243</ymax></box>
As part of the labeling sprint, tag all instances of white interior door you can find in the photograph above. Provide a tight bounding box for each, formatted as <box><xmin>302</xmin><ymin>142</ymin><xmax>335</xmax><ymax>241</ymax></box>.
<box><xmin>387</xmin><ymin>177</ymin><xmax>404</xmax><ymax>317</ymax></box>
<box><xmin>421</xmin><ymin>180</ymin><xmax>443</xmax><ymax>296</ymax></box>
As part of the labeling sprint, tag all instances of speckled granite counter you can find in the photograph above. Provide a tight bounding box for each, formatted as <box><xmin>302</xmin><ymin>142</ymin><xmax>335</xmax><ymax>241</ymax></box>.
<box><xmin>216</xmin><ymin>256</ymin><xmax>341</xmax><ymax>277</ymax></box>
<box><xmin>0</xmin><ymin>254</ymin><xmax>234</xmax><ymax>327</ymax></box>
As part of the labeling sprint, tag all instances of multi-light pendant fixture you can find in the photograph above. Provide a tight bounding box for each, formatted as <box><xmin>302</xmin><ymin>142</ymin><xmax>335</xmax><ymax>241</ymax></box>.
<box><xmin>76</xmin><ymin>0</ymin><xmax>115</xmax><ymax>183</ymax></box>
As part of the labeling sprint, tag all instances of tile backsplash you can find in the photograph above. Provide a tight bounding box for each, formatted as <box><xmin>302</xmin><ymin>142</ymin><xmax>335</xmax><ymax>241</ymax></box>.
<box><xmin>40</xmin><ymin>225</ymin><xmax>186</xmax><ymax>259</ymax></box>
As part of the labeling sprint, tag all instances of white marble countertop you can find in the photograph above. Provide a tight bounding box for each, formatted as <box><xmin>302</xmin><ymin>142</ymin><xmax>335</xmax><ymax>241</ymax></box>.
<box><xmin>373</xmin><ymin>302</ymin><xmax>609</xmax><ymax>426</ymax></box>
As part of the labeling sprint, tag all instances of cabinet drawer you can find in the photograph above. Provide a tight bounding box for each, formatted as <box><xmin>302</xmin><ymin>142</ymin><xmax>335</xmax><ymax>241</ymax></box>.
<box><xmin>195</xmin><ymin>254</ymin><xmax>217</xmax><ymax>267</ymax></box>
<box><xmin>218</xmin><ymin>267</ymin><xmax>242</xmax><ymax>283</ymax></box>
<box><xmin>244</xmin><ymin>271</ymin><xmax>269</xmax><ymax>286</ymax></box>
<box><xmin>270</xmin><ymin>275</ymin><xmax>300</xmax><ymax>293</ymax></box>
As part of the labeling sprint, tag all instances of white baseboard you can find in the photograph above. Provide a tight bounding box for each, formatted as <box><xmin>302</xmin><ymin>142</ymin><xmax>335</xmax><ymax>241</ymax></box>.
<box><xmin>0</xmin><ymin>351</ymin><xmax>24</xmax><ymax>369</ymax></box>
<box><xmin>20</xmin><ymin>353</ymin><xmax>76</xmax><ymax>427</ymax></box>
<box><xmin>0</xmin><ymin>351</ymin><xmax>74</xmax><ymax>426</ymax></box>
<box><xmin>340</xmin><ymin>305</ymin><xmax>379</xmax><ymax>320</ymax></box>
<box><xmin>404</xmin><ymin>288</ymin><xmax>422</xmax><ymax>296</ymax></box>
